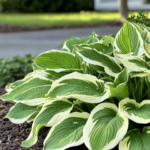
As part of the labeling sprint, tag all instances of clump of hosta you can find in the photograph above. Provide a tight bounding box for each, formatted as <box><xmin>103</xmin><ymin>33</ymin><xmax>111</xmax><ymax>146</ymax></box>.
<box><xmin>1</xmin><ymin>21</ymin><xmax>150</xmax><ymax>150</ymax></box>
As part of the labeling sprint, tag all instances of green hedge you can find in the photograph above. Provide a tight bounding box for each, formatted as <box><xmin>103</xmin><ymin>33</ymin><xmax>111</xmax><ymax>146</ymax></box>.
<box><xmin>0</xmin><ymin>54</ymin><xmax>33</xmax><ymax>88</ymax></box>
<box><xmin>127</xmin><ymin>13</ymin><xmax>150</xmax><ymax>28</ymax></box>
<box><xmin>1</xmin><ymin>0</ymin><xmax>94</xmax><ymax>13</ymax></box>
<box><xmin>145</xmin><ymin>0</ymin><xmax>150</xmax><ymax>3</ymax></box>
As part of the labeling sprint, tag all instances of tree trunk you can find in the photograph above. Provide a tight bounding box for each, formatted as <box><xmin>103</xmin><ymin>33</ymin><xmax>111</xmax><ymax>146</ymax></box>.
<box><xmin>118</xmin><ymin>0</ymin><xmax>129</xmax><ymax>19</ymax></box>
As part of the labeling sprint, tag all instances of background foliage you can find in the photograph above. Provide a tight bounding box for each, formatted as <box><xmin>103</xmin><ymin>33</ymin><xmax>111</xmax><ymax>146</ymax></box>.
<box><xmin>127</xmin><ymin>12</ymin><xmax>150</xmax><ymax>27</ymax></box>
<box><xmin>0</xmin><ymin>54</ymin><xmax>33</xmax><ymax>88</ymax></box>
<box><xmin>0</xmin><ymin>0</ymin><xmax>94</xmax><ymax>13</ymax></box>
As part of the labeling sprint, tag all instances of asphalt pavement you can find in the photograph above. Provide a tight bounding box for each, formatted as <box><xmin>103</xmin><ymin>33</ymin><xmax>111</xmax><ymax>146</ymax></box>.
<box><xmin>0</xmin><ymin>26</ymin><xmax>121</xmax><ymax>58</ymax></box>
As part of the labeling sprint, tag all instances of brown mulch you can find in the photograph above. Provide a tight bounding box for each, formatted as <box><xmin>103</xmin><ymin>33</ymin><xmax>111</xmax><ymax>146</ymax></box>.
<box><xmin>0</xmin><ymin>88</ymin><xmax>118</xmax><ymax>150</ymax></box>
<box><xmin>0</xmin><ymin>21</ymin><xmax>122</xmax><ymax>33</ymax></box>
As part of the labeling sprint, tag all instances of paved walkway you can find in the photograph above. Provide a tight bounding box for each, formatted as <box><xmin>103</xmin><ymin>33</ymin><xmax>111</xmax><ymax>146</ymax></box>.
<box><xmin>0</xmin><ymin>26</ymin><xmax>121</xmax><ymax>58</ymax></box>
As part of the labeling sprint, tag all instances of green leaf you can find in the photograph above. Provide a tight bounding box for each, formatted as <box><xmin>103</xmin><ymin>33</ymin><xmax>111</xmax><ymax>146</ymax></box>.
<box><xmin>83</xmin><ymin>103</ymin><xmax>128</xmax><ymax>150</ymax></box>
<box><xmin>75</xmin><ymin>43</ymin><xmax>113</xmax><ymax>55</ymax></box>
<box><xmin>5</xmin><ymin>69</ymin><xmax>56</xmax><ymax>93</ymax></box>
<box><xmin>32</xmin><ymin>63</ymin><xmax>41</xmax><ymax>71</ymax></box>
<box><xmin>106</xmin><ymin>68</ymin><xmax>129</xmax><ymax>98</ymax></box>
<box><xmin>21</xmin><ymin>100</ymin><xmax>73</xmax><ymax>147</ymax></box>
<box><xmin>42</xmin><ymin>70</ymin><xmax>69</xmax><ymax>81</ymax></box>
<box><xmin>130</xmin><ymin>71</ymin><xmax>149</xmax><ymax>78</ymax></box>
<box><xmin>101</xmin><ymin>35</ymin><xmax>115</xmax><ymax>45</ymax></box>
<box><xmin>5</xmin><ymin>103</ymin><xmax>37</xmax><ymax>124</ymax></box>
<box><xmin>14</xmin><ymin>85</ymin><xmax>51</xmax><ymax>106</ymax></box>
<box><xmin>119</xmin><ymin>127</ymin><xmax>150</xmax><ymax>150</ymax></box>
<box><xmin>132</xmin><ymin>23</ymin><xmax>150</xmax><ymax>44</ymax></box>
<box><xmin>119</xmin><ymin>98</ymin><xmax>150</xmax><ymax>124</ymax></box>
<box><xmin>76</xmin><ymin>48</ymin><xmax>122</xmax><ymax>77</ymax></box>
<box><xmin>114</xmin><ymin>21</ymin><xmax>143</xmax><ymax>56</ymax></box>
<box><xmin>32</xmin><ymin>69</ymin><xmax>69</xmax><ymax>82</ymax></box>
<box><xmin>115</xmin><ymin>54</ymin><xmax>150</xmax><ymax>73</ymax></box>
<box><xmin>6</xmin><ymin>72</ymin><xmax>33</xmax><ymax>92</ymax></box>
<box><xmin>0</xmin><ymin>78</ymin><xmax>52</xmax><ymax>103</ymax></box>
<box><xmin>34</xmin><ymin>50</ymin><xmax>81</xmax><ymax>72</ymax></box>
<box><xmin>144</xmin><ymin>44</ymin><xmax>150</xmax><ymax>58</ymax></box>
<box><xmin>90</xmin><ymin>31</ymin><xmax>98</xmax><ymax>38</ymax></box>
<box><xmin>27</xmin><ymin>106</ymin><xmax>42</xmax><ymax>123</ymax></box>
<box><xmin>47</xmin><ymin>72</ymin><xmax>109</xmax><ymax>104</ymax></box>
<box><xmin>44</xmin><ymin>112</ymin><xmax>89</xmax><ymax>150</ymax></box>
<box><xmin>63</xmin><ymin>36</ymin><xmax>98</xmax><ymax>52</ymax></box>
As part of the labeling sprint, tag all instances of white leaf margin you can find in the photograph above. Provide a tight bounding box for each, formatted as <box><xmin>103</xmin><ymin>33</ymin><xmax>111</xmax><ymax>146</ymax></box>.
<box><xmin>119</xmin><ymin>98</ymin><xmax>150</xmax><ymax>124</ymax></box>
<box><xmin>34</xmin><ymin>50</ymin><xmax>81</xmax><ymax>73</ymax></box>
<box><xmin>44</xmin><ymin>112</ymin><xmax>89</xmax><ymax>150</ymax></box>
<box><xmin>47</xmin><ymin>72</ymin><xmax>109</xmax><ymax>103</ymax></box>
<box><xmin>83</xmin><ymin>103</ymin><xmax>129</xmax><ymax>150</ymax></box>
<box><xmin>114</xmin><ymin>21</ymin><xmax>144</xmax><ymax>57</ymax></box>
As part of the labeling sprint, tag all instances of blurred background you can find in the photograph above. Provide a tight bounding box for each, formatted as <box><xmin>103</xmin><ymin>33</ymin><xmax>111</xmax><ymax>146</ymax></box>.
<box><xmin>0</xmin><ymin>0</ymin><xmax>150</xmax><ymax>87</ymax></box>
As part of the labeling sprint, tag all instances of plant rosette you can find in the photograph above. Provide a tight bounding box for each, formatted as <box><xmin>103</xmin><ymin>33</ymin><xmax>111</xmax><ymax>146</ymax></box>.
<box><xmin>1</xmin><ymin>21</ymin><xmax>150</xmax><ymax>150</ymax></box>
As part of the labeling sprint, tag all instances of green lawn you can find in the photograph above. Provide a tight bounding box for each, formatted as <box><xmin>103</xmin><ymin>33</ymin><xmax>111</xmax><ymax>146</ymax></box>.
<box><xmin>0</xmin><ymin>11</ymin><xmax>149</xmax><ymax>27</ymax></box>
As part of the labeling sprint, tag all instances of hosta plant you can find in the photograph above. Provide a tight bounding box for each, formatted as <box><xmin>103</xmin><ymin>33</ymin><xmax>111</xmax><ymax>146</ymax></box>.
<box><xmin>1</xmin><ymin>21</ymin><xmax>150</xmax><ymax>150</ymax></box>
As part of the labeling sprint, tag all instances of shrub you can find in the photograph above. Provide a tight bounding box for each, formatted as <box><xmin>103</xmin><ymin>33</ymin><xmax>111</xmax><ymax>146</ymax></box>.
<box><xmin>0</xmin><ymin>0</ymin><xmax>94</xmax><ymax>13</ymax></box>
<box><xmin>1</xmin><ymin>21</ymin><xmax>150</xmax><ymax>150</ymax></box>
<box><xmin>127</xmin><ymin>12</ymin><xmax>150</xmax><ymax>28</ymax></box>
<box><xmin>0</xmin><ymin>54</ymin><xmax>33</xmax><ymax>88</ymax></box>
<box><xmin>144</xmin><ymin>0</ymin><xmax>150</xmax><ymax>3</ymax></box>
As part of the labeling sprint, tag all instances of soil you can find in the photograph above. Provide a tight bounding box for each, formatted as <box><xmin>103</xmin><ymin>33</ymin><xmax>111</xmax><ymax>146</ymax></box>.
<box><xmin>0</xmin><ymin>88</ymin><xmax>118</xmax><ymax>150</ymax></box>
<box><xmin>0</xmin><ymin>21</ymin><xmax>122</xmax><ymax>33</ymax></box>
<box><xmin>0</xmin><ymin>88</ymin><xmax>88</xmax><ymax>150</ymax></box>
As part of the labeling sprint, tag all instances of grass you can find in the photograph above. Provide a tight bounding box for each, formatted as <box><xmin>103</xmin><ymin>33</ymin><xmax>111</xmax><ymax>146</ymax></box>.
<box><xmin>0</xmin><ymin>11</ymin><xmax>149</xmax><ymax>27</ymax></box>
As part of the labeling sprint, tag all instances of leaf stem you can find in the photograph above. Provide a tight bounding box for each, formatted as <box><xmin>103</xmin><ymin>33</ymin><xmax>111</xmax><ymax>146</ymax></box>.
<box><xmin>73</xmin><ymin>105</ymin><xmax>84</xmax><ymax>112</ymax></box>
<box><xmin>146</xmin><ymin>77</ymin><xmax>150</xmax><ymax>99</ymax></box>
<box><xmin>109</xmin><ymin>97</ymin><xmax>116</xmax><ymax>104</ymax></box>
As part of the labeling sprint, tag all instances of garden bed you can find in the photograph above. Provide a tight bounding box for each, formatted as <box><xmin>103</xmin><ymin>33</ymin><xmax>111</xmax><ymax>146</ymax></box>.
<box><xmin>0</xmin><ymin>88</ymin><xmax>118</xmax><ymax>150</ymax></box>
<box><xmin>0</xmin><ymin>88</ymin><xmax>89</xmax><ymax>150</ymax></box>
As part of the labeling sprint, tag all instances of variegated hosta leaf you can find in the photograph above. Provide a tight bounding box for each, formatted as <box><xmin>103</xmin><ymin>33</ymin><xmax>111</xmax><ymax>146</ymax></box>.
<box><xmin>91</xmin><ymin>64</ymin><xmax>105</xmax><ymax>74</ymax></box>
<box><xmin>119</xmin><ymin>98</ymin><xmax>150</xmax><ymax>124</ymax></box>
<box><xmin>132</xmin><ymin>23</ymin><xmax>150</xmax><ymax>44</ymax></box>
<box><xmin>83</xmin><ymin>103</ymin><xmax>128</xmax><ymax>150</ymax></box>
<box><xmin>114</xmin><ymin>21</ymin><xmax>143</xmax><ymax>56</ymax></box>
<box><xmin>5</xmin><ymin>83</ymin><xmax>12</xmax><ymax>93</ymax></box>
<box><xmin>130</xmin><ymin>71</ymin><xmax>149</xmax><ymax>78</ymax></box>
<box><xmin>148</xmin><ymin>74</ymin><xmax>150</xmax><ymax>82</ymax></box>
<box><xmin>21</xmin><ymin>100</ymin><xmax>73</xmax><ymax>147</ymax></box>
<box><xmin>44</xmin><ymin>112</ymin><xmax>89</xmax><ymax>150</ymax></box>
<box><xmin>47</xmin><ymin>72</ymin><xmax>109</xmax><ymax>104</ymax></box>
<box><xmin>87</xmin><ymin>37</ymin><xmax>99</xmax><ymax>44</ymax></box>
<box><xmin>144</xmin><ymin>44</ymin><xmax>150</xmax><ymax>58</ymax></box>
<box><xmin>75</xmin><ymin>42</ymin><xmax>113</xmax><ymax>55</ymax></box>
<box><xmin>97</xmin><ymin>35</ymin><xmax>103</xmax><ymax>40</ymax></box>
<box><xmin>32</xmin><ymin>63</ymin><xmax>41</xmax><ymax>71</ymax></box>
<box><xmin>0</xmin><ymin>78</ymin><xmax>52</xmax><ymax>105</ymax></box>
<box><xmin>63</xmin><ymin>36</ymin><xmax>99</xmax><ymax>52</ymax></box>
<box><xmin>5</xmin><ymin>69</ymin><xmax>52</xmax><ymax>93</ymax></box>
<box><xmin>33</xmin><ymin>50</ymin><xmax>81</xmax><ymax>72</ymax></box>
<box><xmin>27</xmin><ymin>106</ymin><xmax>42</xmax><ymax>123</ymax></box>
<box><xmin>119</xmin><ymin>127</ymin><xmax>150</xmax><ymax>150</ymax></box>
<box><xmin>90</xmin><ymin>31</ymin><xmax>98</xmax><ymax>38</ymax></box>
<box><xmin>5</xmin><ymin>103</ymin><xmax>37</xmax><ymax>124</ymax></box>
<box><xmin>115</xmin><ymin>53</ymin><xmax>150</xmax><ymax>73</ymax></box>
<box><xmin>76</xmin><ymin>48</ymin><xmax>122</xmax><ymax>77</ymax></box>
<box><xmin>14</xmin><ymin>85</ymin><xmax>51</xmax><ymax>106</ymax></box>
<box><xmin>106</xmin><ymin>68</ymin><xmax>129</xmax><ymax>98</ymax></box>
<box><xmin>33</xmin><ymin>69</ymin><xmax>69</xmax><ymax>82</ymax></box>
<box><xmin>100</xmin><ymin>35</ymin><xmax>115</xmax><ymax>46</ymax></box>
<box><xmin>44</xmin><ymin>70</ymin><xmax>69</xmax><ymax>81</ymax></box>
<box><xmin>5</xmin><ymin>72</ymin><xmax>33</xmax><ymax>92</ymax></box>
